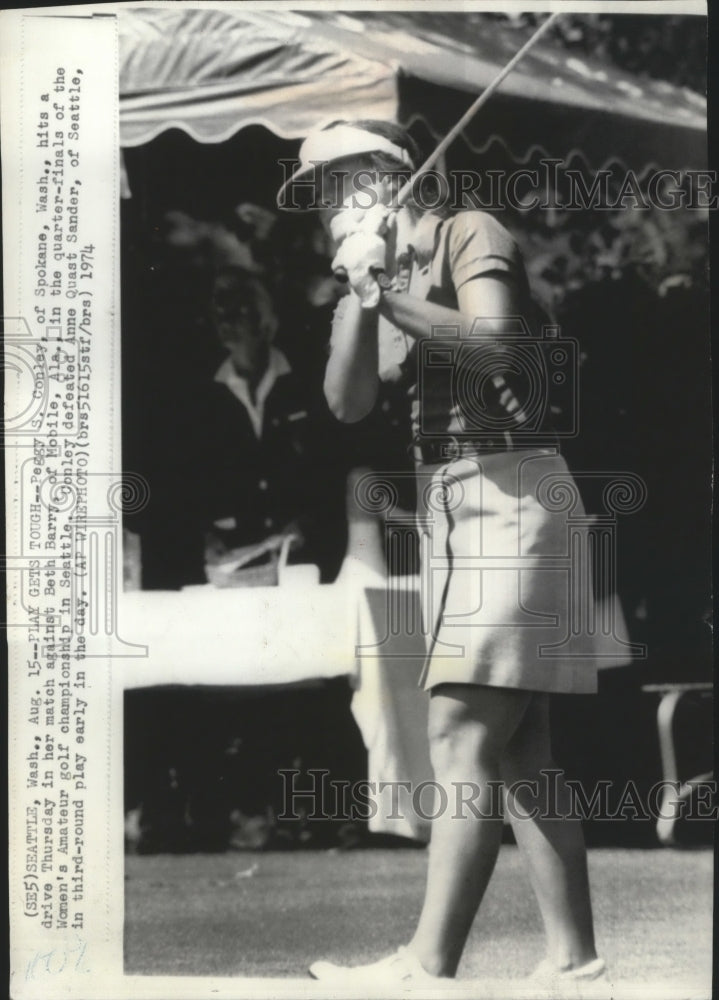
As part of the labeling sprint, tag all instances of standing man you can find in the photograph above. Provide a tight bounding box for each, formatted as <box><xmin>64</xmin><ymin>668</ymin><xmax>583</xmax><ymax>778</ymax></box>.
<box><xmin>200</xmin><ymin>266</ymin><xmax>343</xmax><ymax>582</ymax></box>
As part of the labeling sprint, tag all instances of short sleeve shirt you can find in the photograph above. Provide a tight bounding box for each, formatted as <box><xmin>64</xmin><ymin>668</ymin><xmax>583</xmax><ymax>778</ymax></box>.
<box><xmin>427</xmin><ymin>210</ymin><xmax>529</xmax><ymax>305</ymax></box>
<box><xmin>397</xmin><ymin>211</ymin><xmax>552</xmax><ymax>448</ymax></box>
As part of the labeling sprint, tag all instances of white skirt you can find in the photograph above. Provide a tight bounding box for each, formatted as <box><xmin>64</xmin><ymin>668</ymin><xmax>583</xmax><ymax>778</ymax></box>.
<box><xmin>416</xmin><ymin>449</ymin><xmax>599</xmax><ymax>694</ymax></box>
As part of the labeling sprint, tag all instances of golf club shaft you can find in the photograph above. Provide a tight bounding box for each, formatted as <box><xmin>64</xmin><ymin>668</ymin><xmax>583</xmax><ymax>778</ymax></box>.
<box><xmin>334</xmin><ymin>12</ymin><xmax>562</xmax><ymax>283</ymax></box>
<box><xmin>396</xmin><ymin>12</ymin><xmax>562</xmax><ymax>208</ymax></box>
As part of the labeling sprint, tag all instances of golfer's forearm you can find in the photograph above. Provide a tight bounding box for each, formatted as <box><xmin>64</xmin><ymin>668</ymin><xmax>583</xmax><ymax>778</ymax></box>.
<box><xmin>378</xmin><ymin>291</ymin><xmax>463</xmax><ymax>340</ymax></box>
<box><xmin>324</xmin><ymin>295</ymin><xmax>379</xmax><ymax>422</ymax></box>
<box><xmin>379</xmin><ymin>291</ymin><xmax>516</xmax><ymax>342</ymax></box>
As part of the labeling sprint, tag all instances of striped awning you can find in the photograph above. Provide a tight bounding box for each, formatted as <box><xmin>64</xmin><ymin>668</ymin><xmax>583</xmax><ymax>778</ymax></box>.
<box><xmin>119</xmin><ymin>7</ymin><xmax>706</xmax><ymax>172</ymax></box>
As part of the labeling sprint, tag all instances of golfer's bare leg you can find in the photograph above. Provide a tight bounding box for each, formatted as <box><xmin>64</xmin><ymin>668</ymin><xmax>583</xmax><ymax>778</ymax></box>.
<box><xmin>502</xmin><ymin>693</ymin><xmax>598</xmax><ymax>969</ymax></box>
<box><xmin>406</xmin><ymin>683</ymin><xmax>531</xmax><ymax>977</ymax></box>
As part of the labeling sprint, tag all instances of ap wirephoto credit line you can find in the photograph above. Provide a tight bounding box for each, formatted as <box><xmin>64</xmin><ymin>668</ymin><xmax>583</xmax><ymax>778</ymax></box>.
<box><xmin>2</xmin><ymin>3</ymin><xmax>713</xmax><ymax>999</ymax></box>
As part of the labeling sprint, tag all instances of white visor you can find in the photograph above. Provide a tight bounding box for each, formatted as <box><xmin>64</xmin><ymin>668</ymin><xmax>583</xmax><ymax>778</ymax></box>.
<box><xmin>276</xmin><ymin>124</ymin><xmax>414</xmax><ymax>209</ymax></box>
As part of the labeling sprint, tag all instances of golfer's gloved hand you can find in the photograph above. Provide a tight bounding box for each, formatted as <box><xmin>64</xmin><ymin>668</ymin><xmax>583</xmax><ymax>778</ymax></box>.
<box><xmin>331</xmin><ymin>231</ymin><xmax>387</xmax><ymax>309</ymax></box>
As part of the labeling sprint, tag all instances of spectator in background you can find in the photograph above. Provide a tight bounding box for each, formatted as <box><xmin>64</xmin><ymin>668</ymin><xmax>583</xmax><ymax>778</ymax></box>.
<box><xmin>125</xmin><ymin>264</ymin><xmax>352</xmax><ymax>853</ymax></box>
<box><xmin>124</xmin><ymin>200</ymin><xmax>408</xmax><ymax>588</ymax></box>
<box><xmin>198</xmin><ymin>266</ymin><xmax>345</xmax><ymax>583</ymax></box>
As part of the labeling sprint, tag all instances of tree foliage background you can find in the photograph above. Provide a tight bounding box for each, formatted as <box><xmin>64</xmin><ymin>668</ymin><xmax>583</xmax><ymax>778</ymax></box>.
<box><xmin>487</xmin><ymin>12</ymin><xmax>707</xmax><ymax>92</ymax></box>
<box><xmin>476</xmin><ymin>13</ymin><xmax>710</xmax><ymax>307</ymax></box>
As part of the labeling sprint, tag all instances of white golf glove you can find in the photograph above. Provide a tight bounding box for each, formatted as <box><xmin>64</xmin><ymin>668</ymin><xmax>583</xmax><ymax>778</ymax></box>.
<box><xmin>331</xmin><ymin>231</ymin><xmax>387</xmax><ymax>309</ymax></box>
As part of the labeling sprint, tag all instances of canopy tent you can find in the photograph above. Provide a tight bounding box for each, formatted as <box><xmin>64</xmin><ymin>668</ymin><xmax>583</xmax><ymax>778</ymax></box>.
<box><xmin>119</xmin><ymin>7</ymin><xmax>707</xmax><ymax>173</ymax></box>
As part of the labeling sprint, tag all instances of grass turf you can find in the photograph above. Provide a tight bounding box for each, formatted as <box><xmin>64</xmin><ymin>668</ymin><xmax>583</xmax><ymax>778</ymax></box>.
<box><xmin>124</xmin><ymin>846</ymin><xmax>712</xmax><ymax>985</ymax></box>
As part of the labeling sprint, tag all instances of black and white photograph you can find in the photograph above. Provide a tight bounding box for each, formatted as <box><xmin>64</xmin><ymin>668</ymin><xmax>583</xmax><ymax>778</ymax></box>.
<box><xmin>3</xmin><ymin>3</ymin><xmax>713</xmax><ymax>998</ymax></box>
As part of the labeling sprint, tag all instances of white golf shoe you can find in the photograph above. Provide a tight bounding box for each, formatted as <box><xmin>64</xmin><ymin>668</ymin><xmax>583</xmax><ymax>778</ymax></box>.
<box><xmin>528</xmin><ymin>956</ymin><xmax>607</xmax><ymax>983</ymax></box>
<box><xmin>309</xmin><ymin>945</ymin><xmax>444</xmax><ymax>985</ymax></box>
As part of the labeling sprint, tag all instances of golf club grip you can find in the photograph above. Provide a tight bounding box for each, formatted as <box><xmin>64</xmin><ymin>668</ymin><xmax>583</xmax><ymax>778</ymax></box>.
<box><xmin>333</xmin><ymin>266</ymin><xmax>386</xmax><ymax>285</ymax></box>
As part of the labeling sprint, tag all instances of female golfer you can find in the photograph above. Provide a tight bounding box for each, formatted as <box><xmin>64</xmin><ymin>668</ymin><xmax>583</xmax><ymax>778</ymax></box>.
<box><xmin>278</xmin><ymin>120</ymin><xmax>605</xmax><ymax>986</ymax></box>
